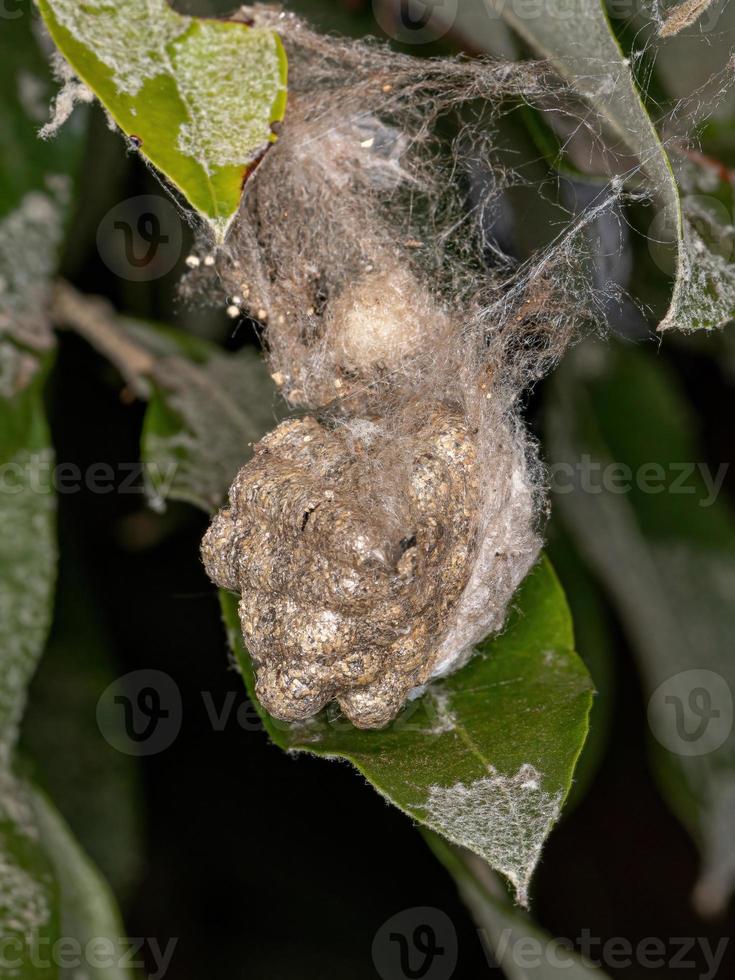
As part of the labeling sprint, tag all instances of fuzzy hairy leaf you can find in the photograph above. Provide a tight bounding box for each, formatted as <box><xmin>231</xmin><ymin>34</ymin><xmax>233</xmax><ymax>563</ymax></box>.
<box><xmin>1</xmin><ymin>0</ymin><xmax>85</xmax><ymax>217</ymax></box>
<box><xmin>0</xmin><ymin>358</ymin><xmax>56</xmax><ymax>759</ymax></box>
<box><xmin>22</xmin><ymin>557</ymin><xmax>144</xmax><ymax>904</ymax></box>
<box><xmin>37</xmin><ymin>0</ymin><xmax>287</xmax><ymax>240</ymax></box>
<box><xmin>222</xmin><ymin>557</ymin><xmax>594</xmax><ymax>906</ymax></box>
<box><xmin>548</xmin><ymin>339</ymin><xmax>735</xmax><ymax>915</ymax></box>
<box><xmin>0</xmin><ymin>772</ymin><xmax>59</xmax><ymax>980</ymax></box>
<box><xmin>449</xmin><ymin>0</ymin><xmax>735</xmax><ymax>331</ymax></box>
<box><xmin>125</xmin><ymin>319</ymin><xmax>280</xmax><ymax>512</ymax></box>
<box><xmin>0</xmin><ymin>10</ymin><xmax>129</xmax><ymax>968</ymax></box>
<box><xmin>1</xmin><ymin>1</ymin><xmax>85</xmax><ymax>366</ymax></box>
<box><xmin>28</xmin><ymin>786</ymin><xmax>133</xmax><ymax>979</ymax></box>
<box><xmin>0</xmin><ymin>778</ymin><xmax>132</xmax><ymax>980</ymax></box>
<box><xmin>0</xmin><ymin>341</ymin><xmax>130</xmax><ymax>980</ymax></box>
<box><xmin>0</xmin><ymin>360</ymin><xmax>99</xmax><ymax>978</ymax></box>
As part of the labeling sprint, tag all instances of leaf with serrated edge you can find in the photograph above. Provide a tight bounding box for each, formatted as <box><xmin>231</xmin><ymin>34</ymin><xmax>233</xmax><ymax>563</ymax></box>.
<box><xmin>222</xmin><ymin>556</ymin><xmax>594</xmax><ymax>906</ymax></box>
<box><xmin>37</xmin><ymin>0</ymin><xmax>287</xmax><ymax>240</ymax></box>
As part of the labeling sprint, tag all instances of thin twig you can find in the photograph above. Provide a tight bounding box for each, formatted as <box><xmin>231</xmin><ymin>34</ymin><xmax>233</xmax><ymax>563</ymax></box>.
<box><xmin>659</xmin><ymin>0</ymin><xmax>717</xmax><ymax>37</ymax></box>
<box><xmin>51</xmin><ymin>280</ymin><xmax>155</xmax><ymax>397</ymax></box>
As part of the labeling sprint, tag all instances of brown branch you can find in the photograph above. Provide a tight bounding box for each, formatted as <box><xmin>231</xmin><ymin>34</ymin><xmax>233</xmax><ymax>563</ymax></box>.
<box><xmin>51</xmin><ymin>280</ymin><xmax>155</xmax><ymax>397</ymax></box>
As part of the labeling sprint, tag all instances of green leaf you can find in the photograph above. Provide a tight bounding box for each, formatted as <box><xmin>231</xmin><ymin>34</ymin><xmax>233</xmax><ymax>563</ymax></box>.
<box><xmin>0</xmin><ymin>355</ymin><xmax>56</xmax><ymax>756</ymax></box>
<box><xmin>0</xmin><ymin>773</ymin><xmax>59</xmax><ymax>979</ymax></box>
<box><xmin>425</xmin><ymin>832</ymin><xmax>611</xmax><ymax>979</ymax></box>
<box><xmin>0</xmin><ymin>357</ymin><xmax>59</xmax><ymax>976</ymax></box>
<box><xmin>124</xmin><ymin>318</ymin><xmax>281</xmax><ymax>512</ymax></box>
<box><xmin>0</xmin><ymin>12</ymin><xmax>129</xmax><ymax>966</ymax></box>
<box><xmin>0</xmin><ymin>0</ymin><xmax>85</xmax><ymax>218</ymax></box>
<box><xmin>1</xmin><ymin>1</ymin><xmax>86</xmax><ymax>364</ymax></box>
<box><xmin>547</xmin><ymin>529</ymin><xmax>616</xmax><ymax>810</ymax></box>
<box><xmin>449</xmin><ymin>0</ymin><xmax>735</xmax><ymax>330</ymax></box>
<box><xmin>22</xmin><ymin>547</ymin><xmax>144</xmax><ymax>904</ymax></box>
<box><xmin>37</xmin><ymin>0</ymin><xmax>288</xmax><ymax>240</ymax></box>
<box><xmin>222</xmin><ymin>556</ymin><xmax>594</xmax><ymax>906</ymax></box>
<box><xmin>0</xmin><ymin>356</ymin><xmax>131</xmax><ymax>979</ymax></box>
<box><xmin>0</xmin><ymin>777</ymin><xmax>133</xmax><ymax>979</ymax></box>
<box><xmin>28</xmin><ymin>786</ymin><xmax>133</xmax><ymax>979</ymax></box>
<box><xmin>547</xmin><ymin>339</ymin><xmax>735</xmax><ymax>915</ymax></box>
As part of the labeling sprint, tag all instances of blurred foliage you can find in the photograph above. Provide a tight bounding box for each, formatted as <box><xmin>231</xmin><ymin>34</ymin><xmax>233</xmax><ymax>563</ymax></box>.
<box><xmin>425</xmin><ymin>831</ymin><xmax>612</xmax><ymax>979</ymax></box>
<box><xmin>0</xmin><ymin>4</ymin><xmax>132</xmax><ymax>974</ymax></box>
<box><xmin>547</xmin><ymin>340</ymin><xmax>735</xmax><ymax>916</ymax></box>
<box><xmin>0</xmin><ymin>0</ymin><xmax>85</xmax><ymax>217</ymax></box>
<box><xmin>21</xmin><ymin>550</ymin><xmax>144</xmax><ymax>905</ymax></box>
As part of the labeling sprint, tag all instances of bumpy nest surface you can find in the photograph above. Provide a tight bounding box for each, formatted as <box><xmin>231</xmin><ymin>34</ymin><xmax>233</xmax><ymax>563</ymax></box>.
<box><xmin>202</xmin><ymin>401</ymin><xmax>539</xmax><ymax>728</ymax></box>
<box><xmin>202</xmin><ymin>409</ymin><xmax>477</xmax><ymax>727</ymax></box>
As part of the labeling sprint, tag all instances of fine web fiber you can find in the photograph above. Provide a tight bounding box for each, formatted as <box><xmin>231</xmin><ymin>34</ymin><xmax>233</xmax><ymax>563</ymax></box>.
<box><xmin>199</xmin><ymin>6</ymin><xmax>610</xmax><ymax>728</ymax></box>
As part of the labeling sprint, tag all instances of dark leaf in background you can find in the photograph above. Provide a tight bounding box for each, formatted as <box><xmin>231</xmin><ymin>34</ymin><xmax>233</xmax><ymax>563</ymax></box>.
<box><xmin>548</xmin><ymin>339</ymin><xmax>735</xmax><ymax>915</ymax></box>
<box><xmin>126</xmin><ymin>317</ymin><xmax>280</xmax><ymax>512</ymax></box>
<box><xmin>437</xmin><ymin>0</ymin><xmax>735</xmax><ymax>330</ymax></box>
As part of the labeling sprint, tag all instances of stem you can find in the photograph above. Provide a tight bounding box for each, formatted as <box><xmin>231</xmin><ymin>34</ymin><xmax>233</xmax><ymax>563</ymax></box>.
<box><xmin>51</xmin><ymin>280</ymin><xmax>155</xmax><ymax>397</ymax></box>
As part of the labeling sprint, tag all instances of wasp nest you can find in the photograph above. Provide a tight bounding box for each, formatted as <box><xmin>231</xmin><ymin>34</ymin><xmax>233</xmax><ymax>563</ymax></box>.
<box><xmin>202</xmin><ymin>399</ymin><xmax>540</xmax><ymax>728</ymax></box>
<box><xmin>196</xmin><ymin>9</ymin><xmax>594</xmax><ymax>727</ymax></box>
